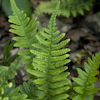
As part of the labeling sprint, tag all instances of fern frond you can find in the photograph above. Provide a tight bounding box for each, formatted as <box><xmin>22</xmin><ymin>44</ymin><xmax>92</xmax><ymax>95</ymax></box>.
<box><xmin>72</xmin><ymin>52</ymin><xmax>100</xmax><ymax>100</ymax></box>
<box><xmin>8</xmin><ymin>0</ymin><xmax>39</xmax><ymax>65</ymax></box>
<box><xmin>27</xmin><ymin>1</ymin><xmax>71</xmax><ymax>99</ymax></box>
<box><xmin>37</xmin><ymin>0</ymin><xmax>95</xmax><ymax>18</ymax></box>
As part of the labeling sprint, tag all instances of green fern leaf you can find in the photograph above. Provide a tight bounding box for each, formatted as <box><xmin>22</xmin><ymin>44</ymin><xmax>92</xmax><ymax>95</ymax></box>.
<box><xmin>8</xmin><ymin>0</ymin><xmax>39</xmax><ymax>65</ymax></box>
<box><xmin>72</xmin><ymin>52</ymin><xmax>100</xmax><ymax>100</ymax></box>
<box><xmin>27</xmin><ymin>1</ymin><xmax>71</xmax><ymax>99</ymax></box>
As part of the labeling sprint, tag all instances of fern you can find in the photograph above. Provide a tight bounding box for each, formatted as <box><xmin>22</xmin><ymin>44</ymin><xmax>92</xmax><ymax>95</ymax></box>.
<box><xmin>5</xmin><ymin>0</ymin><xmax>100</xmax><ymax>100</ymax></box>
<box><xmin>26</xmin><ymin>1</ymin><xmax>71</xmax><ymax>100</ymax></box>
<box><xmin>8</xmin><ymin>0</ymin><xmax>40</xmax><ymax>71</ymax></box>
<box><xmin>72</xmin><ymin>53</ymin><xmax>100</xmax><ymax>100</ymax></box>
<box><xmin>37</xmin><ymin>0</ymin><xmax>95</xmax><ymax>18</ymax></box>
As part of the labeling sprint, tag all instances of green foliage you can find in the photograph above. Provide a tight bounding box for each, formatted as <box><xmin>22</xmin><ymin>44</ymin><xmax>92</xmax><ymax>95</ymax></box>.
<box><xmin>0</xmin><ymin>0</ymin><xmax>31</xmax><ymax>17</ymax></box>
<box><xmin>37</xmin><ymin>0</ymin><xmax>95</xmax><ymax>18</ymax></box>
<box><xmin>0</xmin><ymin>80</ymin><xmax>27</xmax><ymax>100</ymax></box>
<box><xmin>0</xmin><ymin>40</ymin><xmax>18</xmax><ymax>66</ymax></box>
<box><xmin>3</xmin><ymin>87</ymin><xmax>27</xmax><ymax>100</ymax></box>
<box><xmin>27</xmin><ymin>0</ymin><xmax>71</xmax><ymax>99</ymax></box>
<box><xmin>0</xmin><ymin>0</ymin><xmax>99</xmax><ymax>100</ymax></box>
<box><xmin>72</xmin><ymin>53</ymin><xmax>100</xmax><ymax>100</ymax></box>
<box><xmin>0</xmin><ymin>59</ymin><xmax>24</xmax><ymax>99</ymax></box>
<box><xmin>20</xmin><ymin>79</ymin><xmax>42</xmax><ymax>99</ymax></box>
<box><xmin>8</xmin><ymin>0</ymin><xmax>40</xmax><ymax>73</ymax></box>
<box><xmin>0</xmin><ymin>60</ymin><xmax>20</xmax><ymax>89</ymax></box>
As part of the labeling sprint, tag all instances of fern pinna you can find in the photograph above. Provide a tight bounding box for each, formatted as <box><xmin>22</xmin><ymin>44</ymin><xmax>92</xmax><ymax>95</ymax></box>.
<box><xmin>72</xmin><ymin>53</ymin><xmax>100</xmax><ymax>100</ymax></box>
<box><xmin>8</xmin><ymin>0</ymin><xmax>39</xmax><ymax>68</ymax></box>
<box><xmin>26</xmin><ymin>1</ymin><xmax>71</xmax><ymax>100</ymax></box>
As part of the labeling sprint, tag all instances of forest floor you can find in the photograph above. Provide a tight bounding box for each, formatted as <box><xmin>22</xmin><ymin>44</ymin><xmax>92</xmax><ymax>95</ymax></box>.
<box><xmin>0</xmin><ymin>0</ymin><xmax>100</xmax><ymax>100</ymax></box>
